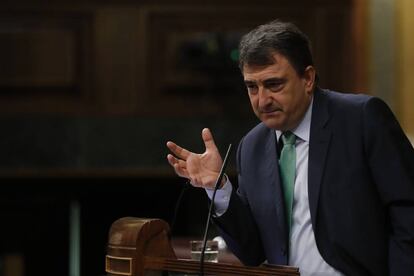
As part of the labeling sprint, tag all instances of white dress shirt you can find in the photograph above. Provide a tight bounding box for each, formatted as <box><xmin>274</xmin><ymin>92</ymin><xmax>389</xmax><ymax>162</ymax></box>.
<box><xmin>206</xmin><ymin>98</ymin><xmax>344</xmax><ymax>276</ymax></box>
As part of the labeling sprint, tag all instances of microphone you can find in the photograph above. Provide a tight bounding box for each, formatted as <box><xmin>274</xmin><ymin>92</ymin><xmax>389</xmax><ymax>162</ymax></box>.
<box><xmin>199</xmin><ymin>143</ymin><xmax>232</xmax><ymax>276</ymax></box>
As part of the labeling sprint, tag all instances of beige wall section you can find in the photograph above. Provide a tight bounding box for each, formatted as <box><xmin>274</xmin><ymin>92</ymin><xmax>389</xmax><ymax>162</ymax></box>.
<box><xmin>369</xmin><ymin>0</ymin><xmax>396</xmax><ymax>108</ymax></box>
<box><xmin>396</xmin><ymin>0</ymin><xmax>414</xmax><ymax>140</ymax></box>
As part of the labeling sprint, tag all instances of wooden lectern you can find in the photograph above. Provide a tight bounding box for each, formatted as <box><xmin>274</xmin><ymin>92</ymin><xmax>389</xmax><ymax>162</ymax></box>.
<box><xmin>106</xmin><ymin>217</ymin><xmax>299</xmax><ymax>276</ymax></box>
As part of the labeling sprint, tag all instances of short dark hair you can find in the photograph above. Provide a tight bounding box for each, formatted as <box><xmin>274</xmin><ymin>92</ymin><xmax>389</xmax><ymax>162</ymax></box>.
<box><xmin>238</xmin><ymin>19</ymin><xmax>315</xmax><ymax>77</ymax></box>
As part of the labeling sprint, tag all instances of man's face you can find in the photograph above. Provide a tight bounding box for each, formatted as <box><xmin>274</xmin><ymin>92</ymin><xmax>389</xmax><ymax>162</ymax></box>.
<box><xmin>243</xmin><ymin>52</ymin><xmax>315</xmax><ymax>131</ymax></box>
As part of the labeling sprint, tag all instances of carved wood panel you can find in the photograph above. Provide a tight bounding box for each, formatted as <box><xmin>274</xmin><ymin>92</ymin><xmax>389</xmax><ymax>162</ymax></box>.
<box><xmin>0</xmin><ymin>1</ymin><xmax>360</xmax><ymax>116</ymax></box>
<box><xmin>0</xmin><ymin>11</ymin><xmax>93</xmax><ymax>113</ymax></box>
<box><xmin>141</xmin><ymin>4</ymin><xmax>355</xmax><ymax>117</ymax></box>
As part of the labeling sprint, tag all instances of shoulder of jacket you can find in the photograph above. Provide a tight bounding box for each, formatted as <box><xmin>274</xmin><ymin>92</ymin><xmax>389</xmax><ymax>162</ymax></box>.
<box><xmin>243</xmin><ymin>123</ymin><xmax>272</xmax><ymax>143</ymax></box>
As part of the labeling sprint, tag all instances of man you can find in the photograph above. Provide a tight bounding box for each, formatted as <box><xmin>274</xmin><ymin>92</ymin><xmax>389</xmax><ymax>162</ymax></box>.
<box><xmin>166</xmin><ymin>20</ymin><xmax>414</xmax><ymax>275</ymax></box>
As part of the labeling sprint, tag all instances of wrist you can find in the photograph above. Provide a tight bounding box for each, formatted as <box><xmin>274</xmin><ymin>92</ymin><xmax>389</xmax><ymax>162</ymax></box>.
<box><xmin>205</xmin><ymin>174</ymin><xmax>227</xmax><ymax>190</ymax></box>
<box><xmin>219</xmin><ymin>174</ymin><xmax>227</xmax><ymax>189</ymax></box>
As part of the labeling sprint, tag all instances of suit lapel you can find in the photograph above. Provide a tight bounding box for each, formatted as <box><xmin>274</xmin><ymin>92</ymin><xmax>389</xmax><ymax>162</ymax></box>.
<box><xmin>308</xmin><ymin>89</ymin><xmax>332</xmax><ymax>228</ymax></box>
<box><xmin>263</xmin><ymin>129</ymin><xmax>289</xmax><ymax>244</ymax></box>
<box><xmin>257</xmin><ymin>89</ymin><xmax>332</xmax><ymax>249</ymax></box>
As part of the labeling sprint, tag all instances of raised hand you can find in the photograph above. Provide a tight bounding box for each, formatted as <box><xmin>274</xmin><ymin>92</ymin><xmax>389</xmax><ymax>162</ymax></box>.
<box><xmin>166</xmin><ymin>128</ymin><xmax>223</xmax><ymax>189</ymax></box>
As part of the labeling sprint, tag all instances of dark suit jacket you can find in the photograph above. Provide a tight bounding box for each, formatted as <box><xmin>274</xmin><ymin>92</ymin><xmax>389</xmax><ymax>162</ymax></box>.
<box><xmin>213</xmin><ymin>88</ymin><xmax>414</xmax><ymax>275</ymax></box>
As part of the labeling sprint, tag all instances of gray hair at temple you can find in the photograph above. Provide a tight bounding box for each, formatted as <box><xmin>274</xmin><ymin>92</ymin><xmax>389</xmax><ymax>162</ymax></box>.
<box><xmin>238</xmin><ymin>19</ymin><xmax>316</xmax><ymax>79</ymax></box>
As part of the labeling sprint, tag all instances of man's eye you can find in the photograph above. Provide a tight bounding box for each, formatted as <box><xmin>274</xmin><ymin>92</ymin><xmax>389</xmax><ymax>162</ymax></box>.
<box><xmin>246</xmin><ymin>85</ymin><xmax>258</xmax><ymax>94</ymax></box>
<box><xmin>266</xmin><ymin>82</ymin><xmax>283</xmax><ymax>92</ymax></box>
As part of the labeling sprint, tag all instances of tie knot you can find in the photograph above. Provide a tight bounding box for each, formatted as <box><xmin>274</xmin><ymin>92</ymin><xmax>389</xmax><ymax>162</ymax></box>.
<box><xmin>282</xmin><ymin>131</ymin><xmax>296</xmax><ymax>145</ymax></box>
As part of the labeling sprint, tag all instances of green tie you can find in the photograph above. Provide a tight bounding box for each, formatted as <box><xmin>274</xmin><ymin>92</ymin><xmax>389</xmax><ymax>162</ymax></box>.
<box><xmin>279</xmin><ymin>131</ymin><xmax>296</xmax><ymax>236</ymax></box>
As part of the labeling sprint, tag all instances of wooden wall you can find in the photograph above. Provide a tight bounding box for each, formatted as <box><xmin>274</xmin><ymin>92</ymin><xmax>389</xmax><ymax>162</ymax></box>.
<box><xmin>0</xmin><ymin>0</ymin><xmax>366</xmax><ymax>177</ymax></box>
<box><xmin>0</xmin><ymin>0</ymin><xmax>362</xmax><ymax>118</ymax></box>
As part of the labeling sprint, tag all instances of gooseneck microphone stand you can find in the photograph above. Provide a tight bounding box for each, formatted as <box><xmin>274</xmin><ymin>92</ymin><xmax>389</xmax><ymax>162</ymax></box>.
<box><xmin>199</xmin><ymin>144</ymin><xmax>232</xmax><ymax>276</ymax></box>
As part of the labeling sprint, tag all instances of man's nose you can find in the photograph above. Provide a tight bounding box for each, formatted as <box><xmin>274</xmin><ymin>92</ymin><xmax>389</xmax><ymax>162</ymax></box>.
<box><xmin>258</xmin><ymin>87</ymin><xmax>272</xmax><ymax>107</ymax></box>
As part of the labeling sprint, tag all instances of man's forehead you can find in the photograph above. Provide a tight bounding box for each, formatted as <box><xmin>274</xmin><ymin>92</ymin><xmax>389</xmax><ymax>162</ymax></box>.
<box><xmin>243</xmin><ymin>53</ymin><xmax>291</xmax><ymax>78</ymax></box>
<box><xmin>243</xmin><ymin>63</ymin><xmax>286</xmax><ymax>81</ymax></box>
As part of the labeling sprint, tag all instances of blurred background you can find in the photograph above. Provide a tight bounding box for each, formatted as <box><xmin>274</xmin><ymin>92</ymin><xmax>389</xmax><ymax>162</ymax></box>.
<box><xmin>0</xmin><ymin>0</ymin><xmax>413</xmax><ymax>275</ymax></box>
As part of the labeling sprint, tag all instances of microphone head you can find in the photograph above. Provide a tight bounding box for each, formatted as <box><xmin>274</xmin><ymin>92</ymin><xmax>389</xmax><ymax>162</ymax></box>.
<box><xmin>213</xmin><ymin>236</ymin><xmax>227</xmax><ymax>250</ymax></box>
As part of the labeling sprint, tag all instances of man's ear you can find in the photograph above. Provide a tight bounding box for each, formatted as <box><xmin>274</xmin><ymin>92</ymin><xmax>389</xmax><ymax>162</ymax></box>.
<box><xmin>303</xmin><ymin>65</ymin><xmax>316</xmax><ymax>94</ymax></box>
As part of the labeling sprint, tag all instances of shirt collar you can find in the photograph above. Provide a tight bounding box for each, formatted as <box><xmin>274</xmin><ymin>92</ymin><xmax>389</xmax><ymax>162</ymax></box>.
<box><xmin>276</xmin><ymin>96</ymin><xmax>313</xmax><ymax>142</ymax></box>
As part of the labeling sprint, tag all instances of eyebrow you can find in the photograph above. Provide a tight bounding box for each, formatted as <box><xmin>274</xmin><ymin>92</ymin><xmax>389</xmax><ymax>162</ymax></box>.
<box><xmin>244</xmin><ymin>77</ymin><xmax>285</xmax><ymax>85</ymax></box>
<box><xmin>263</xmin><ymin>77</ymin><xmax>285</xmax><ymax>84</ymax></box>
<box><xmin>244</xmin><ymin>80</ymin><xmax>256</xmax><ymax>85</ymax></box>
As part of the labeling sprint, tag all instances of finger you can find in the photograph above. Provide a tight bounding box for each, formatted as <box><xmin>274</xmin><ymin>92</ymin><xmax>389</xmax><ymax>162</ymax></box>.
<box><xmin>173</xmin><ymin>163</ymin><xmax>189</xmax><ymax>178</ymax></box>
<box><xmin>167</xmin><ymin>154</ymin><xmax>185</xmax><ymax>173</ymax></box>
<box><xmin>166</xmin><ymin>141</ymin><xmax>191</xmax><ymax>160</ymax></box>
<box><xmin>167</xmin><ymin>154</ymin><xmax>189</xmax><ymax>178</ymax></box>
<box><xmin>201</xmin><ymin>128</ymin><xmax>218</xmax><ymax>152</ymax></box>
<box><xmin>167</xmin><ymin>153</ymin><xmax>179</xmax><ymax>166</ymax></box>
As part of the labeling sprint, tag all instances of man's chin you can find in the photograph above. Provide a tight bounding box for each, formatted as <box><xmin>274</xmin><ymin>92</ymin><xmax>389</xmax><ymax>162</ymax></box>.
<box><xmin>261</xmin><ymin>118</ymin><xmax>285</xmax><ymax>130</ymax></box>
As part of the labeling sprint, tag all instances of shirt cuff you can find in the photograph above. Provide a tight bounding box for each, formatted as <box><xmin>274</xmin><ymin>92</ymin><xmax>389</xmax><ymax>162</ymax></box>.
<box><xmin>205</xmin><ymin>175</ymin><xmax>233</xmax><ymax>217</ymax></box>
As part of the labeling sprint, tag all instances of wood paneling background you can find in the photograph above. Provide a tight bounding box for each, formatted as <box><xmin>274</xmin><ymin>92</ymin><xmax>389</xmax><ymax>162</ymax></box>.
<box><xmin>0</xmin><ymin>11</ymin><xmax>93</xmax><ymax>113</ymax></box>
<box><xmin>0</xmin><ymin>0</ymin><xmax>366</xmax><ymax>177</ymax></box>
<box><xmin>0</xmin><ymin>0</ymin><xmax>362</xmax><ymax>117</ymax></box>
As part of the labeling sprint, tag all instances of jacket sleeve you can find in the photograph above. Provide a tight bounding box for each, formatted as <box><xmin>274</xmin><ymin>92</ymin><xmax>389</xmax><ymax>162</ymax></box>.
<box><xmin>363</xmin><ymin>97</ymin><xmax>414</xmax><ymax>275</ymax></box>
<box><xmin>212</xmin><ymin>136</ymin><xmax>266</xmax><ymax>266</ymax></box>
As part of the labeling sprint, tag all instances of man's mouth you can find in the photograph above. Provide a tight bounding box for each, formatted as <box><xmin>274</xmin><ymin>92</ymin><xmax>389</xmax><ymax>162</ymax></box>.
<box><xmin>260</xmin><ymin>108</ymin><xmax>282</xmax><ymax>114</ymax></box>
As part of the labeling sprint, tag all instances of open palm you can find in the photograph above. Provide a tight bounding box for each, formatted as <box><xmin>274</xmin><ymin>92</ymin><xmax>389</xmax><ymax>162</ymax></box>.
<box><xmin>167</xmin><ymin>128</ymin><xmax>223</xmax><ymax>189</ymax></box>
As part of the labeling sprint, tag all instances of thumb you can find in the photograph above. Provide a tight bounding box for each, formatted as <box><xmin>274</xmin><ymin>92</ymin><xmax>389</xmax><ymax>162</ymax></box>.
<box><xmin>202</xmin><ymin>128</ymin><xmax>218</xmax><ymax>152</ymax></box>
